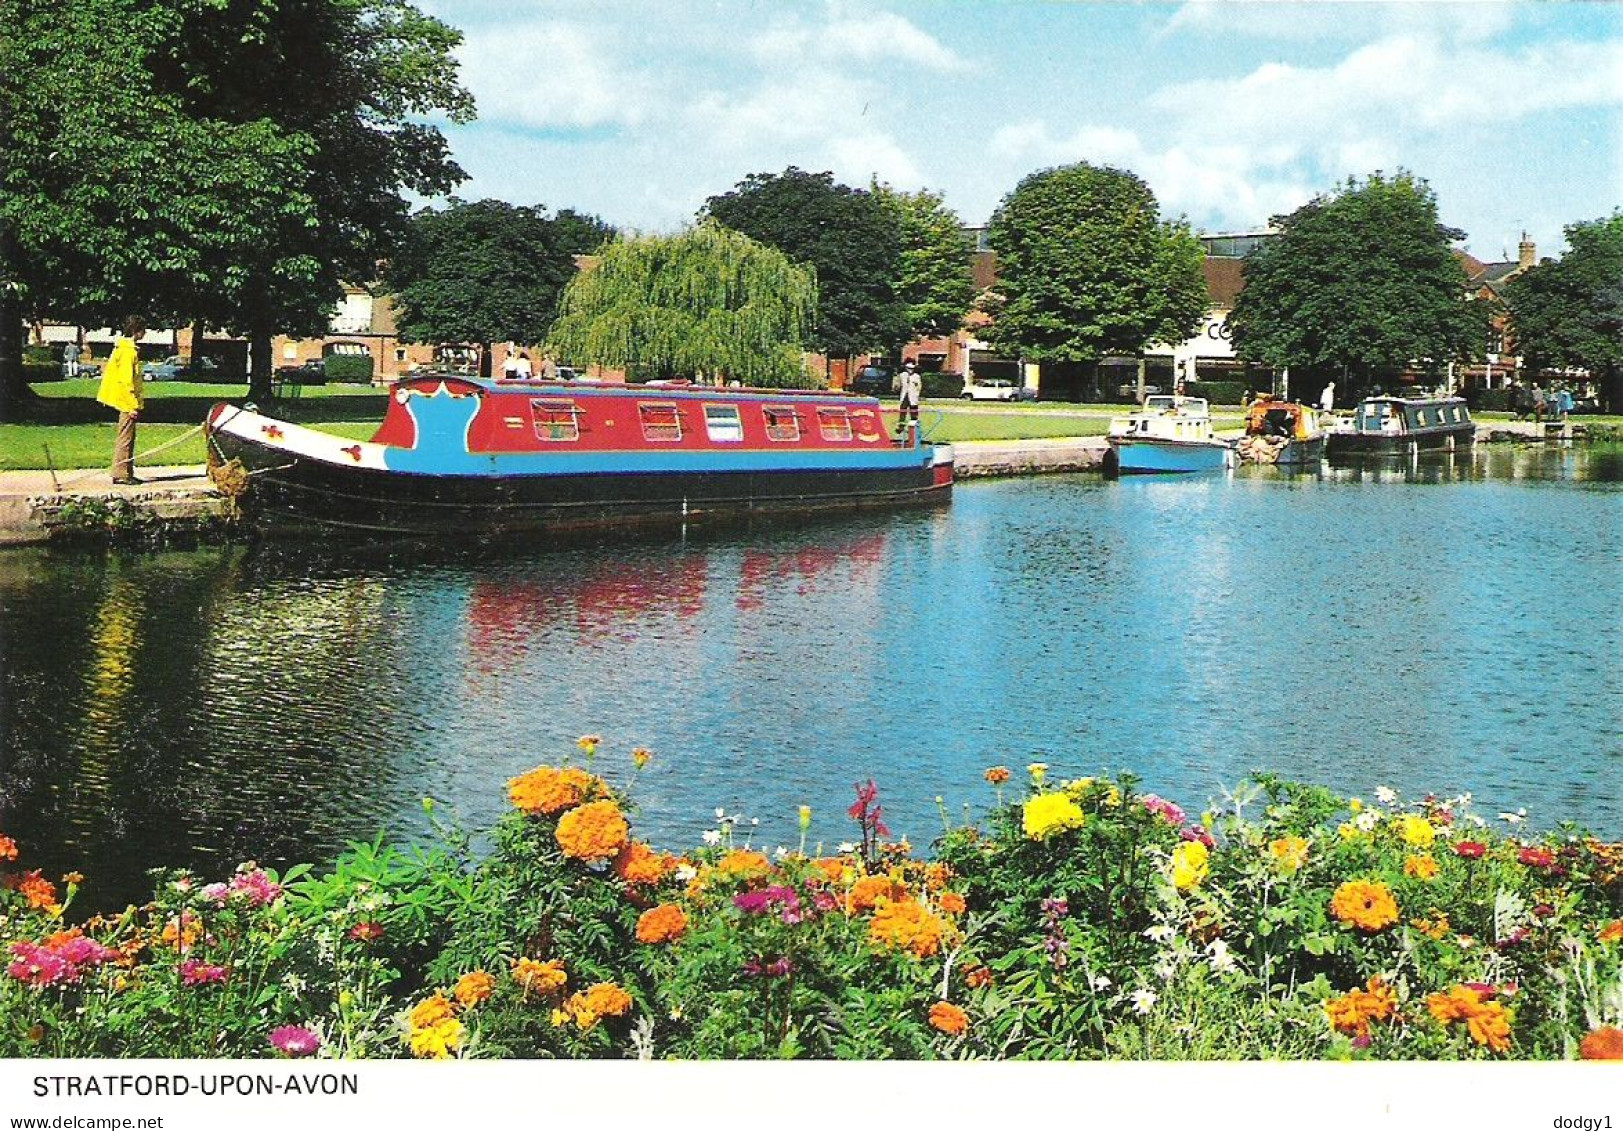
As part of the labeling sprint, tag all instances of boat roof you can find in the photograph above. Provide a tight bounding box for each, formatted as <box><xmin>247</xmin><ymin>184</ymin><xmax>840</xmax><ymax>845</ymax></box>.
<box><xmin>406</xmin><ymin>373</ymin><xmax>881</xmax><ymax>405</ymax></box>
<box><xmin>1357</xmin><ymin>394</ymin><xmax>1467</xmax><ymax>406</ymax></box>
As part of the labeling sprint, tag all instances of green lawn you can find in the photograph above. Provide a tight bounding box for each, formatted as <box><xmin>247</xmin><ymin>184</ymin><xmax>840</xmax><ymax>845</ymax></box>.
<box><xmin>0</xmin><ymin>421</ymin><xmax>378</xmax><ymax>472</ymax></box>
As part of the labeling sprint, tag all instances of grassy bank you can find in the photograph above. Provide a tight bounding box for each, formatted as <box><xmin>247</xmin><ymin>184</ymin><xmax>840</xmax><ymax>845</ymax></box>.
<box><xmin>3</xmin><ymin>748</ymin><xmax>1619</xmax><ymax>1060</ymax></box>
<box><xmin>0</xmin><ymin>422</ymin><xmax>377</xmax><ymax>472</ymax></box>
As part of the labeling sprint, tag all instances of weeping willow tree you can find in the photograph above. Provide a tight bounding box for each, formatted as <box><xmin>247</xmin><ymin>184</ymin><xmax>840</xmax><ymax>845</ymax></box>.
<box><xmin>546</xmin><ymin>221</ymin><xmax>819</xmax><ymax>387</ymax></box>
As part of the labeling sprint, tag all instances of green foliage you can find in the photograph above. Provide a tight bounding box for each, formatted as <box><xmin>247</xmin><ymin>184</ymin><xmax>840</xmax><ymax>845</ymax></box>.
<box><xmin>1504</xmin><ymin>212</ymin><xmax>1623</xmax><ymax>408</ymax></box>
<box><xmin>1229</xmin><ymin>171</ymin><xmax>1489</xmax><ymax>398</ymax></box>
<box><xmin>1185</xmin><ymin>380</ymin><xmax>1245</xmax><ymax>404</ymax></box>
<box><xmin>387</xmin><ymin>200</ymin><xmax>613</xmax><ymax>350</ymax></box>
<box><xmin>4</xmin><ymin>751</ymin><xmax>1620</xmax><ymax>1060</ymax></box>
<box><xmin>871</xmin><ymin>181</ymin><xmax>976</xmax><ymax>342</ymax></box>
<box><xmin>982</xmin><ymin>163</ymin><xmax>1209</xmax><ymax>364</ymax></box>
<box><xmin>705</xmin><ymin>168</ymin><xmax>908</xmax><ymax>357</ymax></box>
<box><xmin>547</xmin><ymin>223</ymin><xmax>818</xmax><ymax>387</ymax></box>
<box><xmin>321</xmin><ymin>354</ymin><xmax>375</xmax><ymax>383</ymax></box>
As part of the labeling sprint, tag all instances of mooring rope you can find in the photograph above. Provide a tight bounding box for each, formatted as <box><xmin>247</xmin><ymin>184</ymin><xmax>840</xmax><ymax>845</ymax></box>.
<box><xmin>42</xmin><ymin>421</ymin><xmax>210</xmax><ymax>491</ymax></box>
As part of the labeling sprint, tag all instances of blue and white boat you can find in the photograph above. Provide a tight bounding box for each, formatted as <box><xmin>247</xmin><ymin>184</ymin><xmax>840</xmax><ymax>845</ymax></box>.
<box><xmin>1105</xmin><ymin>395</ymin><xmax>1233</xmax><ymax>475</ymax></box>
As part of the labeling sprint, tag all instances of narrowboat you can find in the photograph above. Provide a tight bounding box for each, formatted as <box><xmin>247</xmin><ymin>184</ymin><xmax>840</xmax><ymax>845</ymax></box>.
<box><xmin>204</xmin><ymin>375</ymin><xmax>953</xmax><ymax>535</ymax></box>
<box><xmin>1236</xmin><ymin>396</ymin><xmax>1326</xmax><ymax>466</ymax></box>
<box><xmin>1105</xmin><ymin>395</ymin><xmax>1233</xmax><ymax>475</ymax></box>
<box><xmin>1325</xmin><ymin>395</ymin><xmax>1475</xmax><ymax>457</ymax></box>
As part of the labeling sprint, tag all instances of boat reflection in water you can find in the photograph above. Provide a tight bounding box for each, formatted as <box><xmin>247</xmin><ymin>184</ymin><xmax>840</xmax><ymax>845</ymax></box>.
<box><xmin>1324</xmin><ymin>446</ymin><xmax>1483</xmax><ymax>484</ymax></box>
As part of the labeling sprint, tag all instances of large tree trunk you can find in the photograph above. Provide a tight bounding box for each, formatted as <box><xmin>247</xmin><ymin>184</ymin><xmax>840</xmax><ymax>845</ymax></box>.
<box><xmin>248</xmin><ymin>327</ymin><xmax>274</xmax><ymax>404</ymax></box>
<box><xmin>479</xmin><ymin>342</ymin><xmax>492</xmax><ymax>380</ymax></box>
<box><xmin>0</xmin><ymin>225</ymin><xmax>37</xmax><ymax>421</ymax></box>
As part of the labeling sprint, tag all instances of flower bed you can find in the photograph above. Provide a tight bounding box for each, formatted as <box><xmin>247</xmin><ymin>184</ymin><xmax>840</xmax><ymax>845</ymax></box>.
<box><xmin>2</xmin><ymin>751</ymin><xmax>1621</xmax><ymax>1060</ymax></box>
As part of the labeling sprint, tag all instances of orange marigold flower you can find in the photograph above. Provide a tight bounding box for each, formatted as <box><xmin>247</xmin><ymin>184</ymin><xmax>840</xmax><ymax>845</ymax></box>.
<box><xmin>869</xmin><ymin>897</ymin><xmax>946</xmax><ymax>958</ymax></box>
<box><xmin>983</xmin><ymin>766</ymin><xmax>1011</xmax><ymax>786</ymax></box>
<box><xmin>555</xmin><ymin>799</ymin><xmax>631</xmax><ymax>862</ymax></box>
<box><xmin>848</xmin><ymin>874</ymin><xmax>907</xmax><ymax>913</ymax></box>
<box><xmin>635</xmin><ymin>904</ymin><xmax>688</xmax><ymax>945</ymax></box>
<box><xmin>453</xmin><ymin>971</ymin><xmax>496</xmax><ymax>1008</ymax></box>
<box><xmin>928</xmin><ymin>1001</ymin><xmax>969</xmax><ymax>1036</ymax></box>
<box><xmin>1411</xmin><ymin>913</ymin><xmax>1450</xmax><ymax>940</ymax></box>
<box><xmin>937</xmin><ymin>890</ymin><xmax>967</xmax><ymax>915</ymax></box>
<box><xmin>560</xmin><ymin>982</ymin><xmax>633</xmax><ymax>1031</ymax></box>
<box><xmin>1325</xmin><ymin>976</ymin><xmax>1397</xmax><ymax>1040</ymax></box>
<box><xmin>409</xmin><ymin>993</ymin><xmax>456</xmax><ymax>1030</ymax></box>
<box><xmin>61</xmin><ymin>872</ymin><xmax>84</xmax><ymax>886</ymax></box>
<box><xmin>1404</xmin><ymin>855</ymin><xmax>1440</xmax><ymax>880</ymax></box>
<box><xmin>964</xmin><ymin>966</ymin><xmax>994</xmax><ymax>989</ymax></box>
<box><xmin>1426</xmin><ymin>986</ymin><xmax>1512</xmax><ymax>1053</ymax></box>
<box><xmin>1268</xmin><ymin>836</ymin><xmax>1310</xmax><ymax>874</ymax></box>
<box><xmin>159</xmin><ymin>912</ymin><xmax>203</xmax><ymax>953</ymax></box>
<box><xmin>1580</xmin><ymin>1026</ymin><xmax>1623</xmax><ymax>1060</ymax></box>
<box><xmin>615</xmin><ymin>841</ymin><xmax>671</xmax><ymax>886</ymax></box>
<box><xmin>512</xmin><ymin>957</ymin><xmax>568</xmax><ymax>997</ymax></box>
<box><xmin>0</xmin><ymin>833</ymin><xmax>17</xmax><ymax>861</ymax></box>
<box><xmin>10</xmin><ymin>870</ymin><xmax>59</xmax><ymax>912</ymax></box>
<box><xmin>809</xmin><ymin>857</ymin><xmax>848</xmax><ymax>884</ymax></box>
<box><xmin>508</xmin><ymin>765</ymin><xmax>599</xmax><ymax>815</ymax></box>
<box><xmin>1599</xmin><ymin>920</ymin><xmax>1623</xmax><ymax>944</ymax></box>
<box><xmin>924</xmin><ymin>862</ymin><xmax>953</xmax><ymax>891</ymax></box>
<box><xmin>714</xmin><ymin>850</ymin><xmax>772</xmax><ymax>880</ymax></box>
<box><xmin>1329</xmin><ymin>880</ymin><xmax>1400</xmax><ymax>932</ymax></box>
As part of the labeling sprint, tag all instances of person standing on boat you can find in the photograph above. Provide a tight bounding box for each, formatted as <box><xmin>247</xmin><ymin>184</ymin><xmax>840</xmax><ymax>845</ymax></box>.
<box><xmin>514</xmin><ymin>352</ymin><xmax>533</xmax><ymax>379</ymax></box>
<box><xmin>97</xmin><ymin>317</ymin><xmax>146</xmax><ymax>484</ymax></box>
<box><xmin>897</xmin><ymin>358</ymin><xmax>921</xmax><ymax>437</ymax></box>
<box><xmin>502</xmin><ymin>349</ymin><xmax>521</xmax><ymax>380</ymax></box>
<box><xmin>1320</xmin><ymin>380</ymin><xmax>1335</xmax><ymax>413</ymax></box>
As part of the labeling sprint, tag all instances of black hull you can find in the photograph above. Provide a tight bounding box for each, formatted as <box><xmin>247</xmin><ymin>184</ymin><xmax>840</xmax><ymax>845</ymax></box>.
<box><xmin>211</xmin><ymin>433</ymin><xmax>949</xmax><ymax>536</ymax></box>
<box><xmin>1325</xmin><ymin>427</ymin><xmax>1475</xmax><ymax>457</ymax></box>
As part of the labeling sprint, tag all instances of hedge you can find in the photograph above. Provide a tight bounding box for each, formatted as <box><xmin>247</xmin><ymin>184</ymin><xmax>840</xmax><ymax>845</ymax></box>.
<box><xmin>323</xmin><ymin>354</ymin><xmax>375</xmax><ymax>383</ymax></box>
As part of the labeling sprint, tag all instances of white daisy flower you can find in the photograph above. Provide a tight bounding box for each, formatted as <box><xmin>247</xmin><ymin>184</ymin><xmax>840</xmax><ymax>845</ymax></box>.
<box><xmin>701</xmin><ymin>829</ymin><xmax>722</xmax><ymax>846</ymax></box>
<box><xmin>1375</xmin><ymin>786</ymin><xmax>1397</xmax><ymax>805</ymax></box>
<box><xmin>1131</xmin><ymin>989</ymin><xmax>1158</xmax><ymax>1014</ymax></box>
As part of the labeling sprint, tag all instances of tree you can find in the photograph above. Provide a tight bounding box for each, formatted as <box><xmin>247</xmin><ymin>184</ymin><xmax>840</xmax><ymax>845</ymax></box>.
<box><xmin>1228</xmin><ymin>171</ymin><xmax>1487</xmax><ymax>399</ymax></box>
<box><xmin>386</xmin><ymin>200</ymin><xmax>614</xmax><ymax>376</ymax></box>
<box><xmin>982</xmin><ymin>162</ymin><xmax>1207</xmax><ymax>398</ymax></box>
<box><xmin>870</xmin><ymin>181</ymin><xmax>976</xmax><ymax>345</ymax></box>
<box><xmin>545</xmin><ymin>222</ymin><xmax>817</xmax><ymax>387</ymax></box>
<box><xmin>703</xmin><ymin>168</ymin><xmax>907</xmax><ymax>360</ymax></box>
<box><xmin>1503</xmin><ymin>212</ymin><xmax>1623</xmax><ymax>412</ymax></box>
<box><xmin>0</xmin><ymin>0</ymin><xmax>473</xmax><ymax>414</ymax></box>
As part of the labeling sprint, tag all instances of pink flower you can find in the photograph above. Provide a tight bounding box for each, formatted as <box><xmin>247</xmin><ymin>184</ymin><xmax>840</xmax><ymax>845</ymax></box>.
<box><xmin>180</xmin><ymin>960</ymin><xmax>228</xmax><ymax>986</ymax></box>
<box><xmin>269</xmin><ymin>1025</ymin><xmax>321</xmax><ymax>1057</ymax></box>
<box><xmin>1141</xmin><ymin>794</ymin><xmax>1188</xmax><ymax>827</ymax></box>
<box><xmin>51</xmin><ymin>937</ymin><xmax>117</xmax><ymax>968</ymax></box>
<box><xmin>1453</xmin><ymin>841</ymin><xmax>1487</xmax><ymax>859</ymax></box>
<box><xmin>227</xmin><ymin>869</ymin><xmax>284</xmax><ymax>907</ymax></box>
<box><xmin>7</xmin><ymin>943</ymin><xmax>78</xmax><ymax>988</ymax></box>
<box><xmin>202</xmin><ymin>882</ymin><xmax>230</xmax><ymax>902</ymax></box>
<box><xmin>348</xmin><ymin>921</ymin><xmax>384</xmax><ymax>943</ymax></box>
<box><xmin>1182</xmin><ymin>825</ymin><xmax>1215</xmax><ymax>848</ymax></box>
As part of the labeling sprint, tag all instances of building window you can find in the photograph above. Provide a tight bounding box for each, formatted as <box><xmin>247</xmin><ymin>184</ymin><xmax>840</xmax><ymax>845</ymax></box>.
<box><xmin>764</xmin><ymin>407</ymin><xmax>800</xmax><ymax>442</ymax></box>
<box><xmin>531</xmin><ymin>399</ymin><xmax>581</xmax><ymax>442</ymax></box>
<box><xmin>395</xmin><ymin>348</ymin><xmax>408</xmax><ymax>363</ymax></box>
<box><xmin>639</xmin><ymin>403</ymin><xmax>683</xmax><ymax>442</ymax></box>
<box><xmin>703</xmin><ymin>404</ymin><xmax>743</xmax><ymax>442</ymax></box>
<box><xmin>817</xmin><ymin>407</ymin><xmax>853</xmax><ymax>441</ymax></box>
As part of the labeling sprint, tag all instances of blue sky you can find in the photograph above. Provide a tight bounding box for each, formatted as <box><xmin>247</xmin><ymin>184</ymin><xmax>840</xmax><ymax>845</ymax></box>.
<box><xmin>418</xmin><ymin>1</ymin><xmax>1622</xmax><ymax>261</ymax></box>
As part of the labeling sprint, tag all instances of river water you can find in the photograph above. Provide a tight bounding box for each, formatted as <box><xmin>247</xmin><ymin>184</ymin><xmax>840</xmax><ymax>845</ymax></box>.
<box><xmin>2</xmin><ymin>444</ymin><xmax>1619</xmax><ymax>910</ymax></box>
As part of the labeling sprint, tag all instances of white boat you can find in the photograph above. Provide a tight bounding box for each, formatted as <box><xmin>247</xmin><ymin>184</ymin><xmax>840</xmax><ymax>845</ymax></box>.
<box><xmin>1105</xmin><ymin>395</ymin><xmax>1233</xmax><ymax>475</ymax></box>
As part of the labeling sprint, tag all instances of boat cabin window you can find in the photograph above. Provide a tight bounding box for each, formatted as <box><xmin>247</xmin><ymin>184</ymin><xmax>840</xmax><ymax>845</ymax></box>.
<box><xmin>817</xmin><ymin>407</ymin><xmax>854</xmax><ymax>441</ymax></box>
<box><xmin>764</xmin><ymin>407</ymin><xmax>800</xmax><ymax>442</ymax></box>
<box><xmin>531</xmin><ymin>399</ymin><xmax>582</xmax><ymax>442</ymax></box>
<box><xmin>704</xmin><ymin>404</ymin><xmax>744</xmax><ymax>442</ymax></box>
<box><xmin>639</xmin><ymin>402</ymin><xmax>684</xmax><ymax>442</ymax></box>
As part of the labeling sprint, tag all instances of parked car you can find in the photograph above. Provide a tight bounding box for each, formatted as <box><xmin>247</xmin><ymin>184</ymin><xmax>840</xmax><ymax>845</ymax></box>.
<box><xmin>273</xmin><ymin>359</ymin><xmax>328</xmax><ymax>387</ymax></box>
<box><xmin>1117</xmin><ymin>382</ymin><xmax>1164</xmax><ymax>401</ymax></box>
<box><xmin>142</xmin><ymin>355</ymin><xmax>220</xmax><ymax>381</ymax></box>
<box><xmin>850</xmin><ymin>365</ymin><xmax>893</xmax><ymax>396</ymax></box>
<box><xmin>961</xmin><ymin>379</ymin><xmax>1018</xmax><ymax>402</ymax></box>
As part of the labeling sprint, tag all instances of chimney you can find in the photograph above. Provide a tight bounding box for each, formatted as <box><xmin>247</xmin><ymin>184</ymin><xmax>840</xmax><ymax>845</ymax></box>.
<box><xmin>1518</xmin><ymin>232</ymin><xmax>1536</xmax><ymax>270</ymax></box>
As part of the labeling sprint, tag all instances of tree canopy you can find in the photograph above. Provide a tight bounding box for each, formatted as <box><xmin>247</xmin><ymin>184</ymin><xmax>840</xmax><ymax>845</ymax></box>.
<box><xmin>1228</xmin><ymin>171</ymin><xmax>1486</xmax><ymax>394</ymax></box>
<box><xmin>1503</xmin><ymin>212</ymin><xmax>1623</xmax><ymax>410</ymax></box>
<box><xmin>386</xmin><ymin>199</ymin><xmax>614</xmax><ymax>367</ymax></box>
<box><xmin>703</xmin><ymin>168</ymin><xmax>907</xmax><ymax>358</ymax></box>
<box><xmin>0</xmin><ymin>0</ymin><xmax>473</xmax><ymax>411</ymax></box>
<box><xmin>981</xmin><ymin>162</ymin><xmax>1208</xmax><ymax>368</ymax></box>
<box><xmin>871</xmin><ymin>181</ymin><xmax>976</xmax><ymax>344</ymax></box>
<box><xmin>545</xmin><ymin>222</ymin><xmax>817</xmax><ymax>387</ymax></box>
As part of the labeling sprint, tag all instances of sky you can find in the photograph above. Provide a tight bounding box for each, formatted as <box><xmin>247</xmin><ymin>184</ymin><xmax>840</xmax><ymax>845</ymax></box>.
<box><xmin>416</xmin><ymin>0</ymin><xmax>1623</xmax><ymax>262</ymax></box>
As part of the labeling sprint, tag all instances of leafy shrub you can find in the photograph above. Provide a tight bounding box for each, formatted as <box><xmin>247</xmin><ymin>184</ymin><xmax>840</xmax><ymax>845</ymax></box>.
<box><xmin>1470</xmin><ymin>388</ymin><xmax>1512</xmax><ymax>412</ymax></box>
<box><xmin>322</xmin><ymin>354</ymin><xmax>375</xmax><ymax>383</ymax></box>
<box><xmin>1186</xmin><ymin>380</ymin><xmax>1245</xmax><ymax>404</ymax></box>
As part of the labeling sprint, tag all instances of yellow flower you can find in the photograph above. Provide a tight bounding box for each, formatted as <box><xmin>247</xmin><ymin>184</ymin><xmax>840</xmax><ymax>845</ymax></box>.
<box><xmin>1170</xmin><ymin>840</ymin><xmax>1210</xmax><ymax>890</ymax></box>
<box><xmin>1027</xmin><ymin>762</ymin><xmax>1048</xmax><ymax>785</ymax></box>
<box><xmin>1412</xmin><ymin>913</ymin><xmax>1450</xmax><ymax>940</ymax></box>
<box><xmin>1021</xmin><ymin>793</ymin><xmax>1085</xmax><ymax>840</ymax></box>
<box><xmin>1329</xmin><ymin>880</ymin><xmax>1400</xmax><ymax>932</ymax></box>
<box><xmin>1404</xmin><ymin>854</ymin><xmax>1440</xmax><ymax>880</ymax></box>
<box><xmin>408</xmin><ymin>1017</ymin><xmax>464</xmax><ymax>1059</ymax></box>
<box><xmin>409</xmin><ymin>993</ymin><xmax>455</xmax><ymax>1030</ymax></box>
<box><xmin>1337</xmin><ymin>822</ymin><xmax>1367</xmax><ymax>842</ymax></box>
<box><xmin>798</xmin><ymin>805</ymin><xmax>812</xmax><ymax>830</ymax></box>
<box><xmin>1268</xmin><ymin>836</ymin><xmax>1310</xmax><ymax>875</ymax></box>
<box><xmin>576</xmin><ymin>734</ymin><xmax>602</xmax><ymax>754</ymax></box>
<box><xmin>631</xmin><ymin>747</ymin><xmax>652</xmax><ymax>769</ymax></box>
<box><xmin>1399</xmin><ymin>815</ymin><xmax>1436</xmax><ymax>848</ymax></box>
<box><xmin>1348</xmin><ymin>798</ymin><xmax>1363</xmax><ymax>813</ymax></box>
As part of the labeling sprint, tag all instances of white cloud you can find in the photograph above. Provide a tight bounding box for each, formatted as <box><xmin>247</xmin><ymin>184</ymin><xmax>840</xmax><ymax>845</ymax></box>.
<box><xmin>458</xmin><ymin>22</ymin><xmax>656</xmax><ymax>130</ymax></box>
<box><xmin>749</xmin><ymin>6</ymin><xmax>968</xmax><ymax>71</ymax></box>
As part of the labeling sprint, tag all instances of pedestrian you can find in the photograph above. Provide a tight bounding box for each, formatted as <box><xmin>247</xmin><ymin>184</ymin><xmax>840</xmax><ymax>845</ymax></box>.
<box><xmin>1320</xmin><ymin>380</ymin><xmax>1336</xmax><ymax>413</ymax></box>
<box><xmin>514</xmin><ymin>352</ymin><xmax>533</xmax><ymax>379</ymax></box>
<box><xmin>501</xmin><ymin>349</ymin><xmax>520</xmax><ymax>380</ymax></box>
<box><xmin>897</xmin><ymin>358</ymin><xmax>922</xmax><ymax>437</ymax></box>
<box><xmin>97</xmin><ymin>317</ymin><xmax>146</xmax><ymax>484</ymax></box>
<box><xmin>62</xmin><ymin>342</ymin><xmax>80</xmax><ymax>380</ymax></box>
<box><xmin>1557</xmin><ymin>385</ymin><xmax>1573</xmax><ymax>421</ymax></box>
<box><xmin>1532</xmin><ymin>384</ymin><xmax>1546</xmax><ymax>423</ymax></box>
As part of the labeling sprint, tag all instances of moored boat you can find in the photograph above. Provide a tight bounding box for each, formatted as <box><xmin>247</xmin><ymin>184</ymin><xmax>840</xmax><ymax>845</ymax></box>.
<box><xmin>205</xmin><ymin>375</ymin><xmax>952</xmax><ymax>535</ymax></box>
<box><xmin>1237</xmin><ymin>396</ymin><xmax>1326</xmax><ymax>466</ymax></box>
<box><xmin>1325</xmin><ymin>395</ymin><xmax>1474</xmax><ymax>457</ymax></box>
<box><xmin>1105</xmin><ymin>395</ymin><xmax>1233</xmax><ymax>475</ymax></box>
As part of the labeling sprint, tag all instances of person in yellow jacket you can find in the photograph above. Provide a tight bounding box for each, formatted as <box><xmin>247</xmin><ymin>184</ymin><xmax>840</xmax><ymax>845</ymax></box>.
<box><xmin>97</xmin><ymin>317</ymin><xmax>147</xmax><ymax>483</ymax></box>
